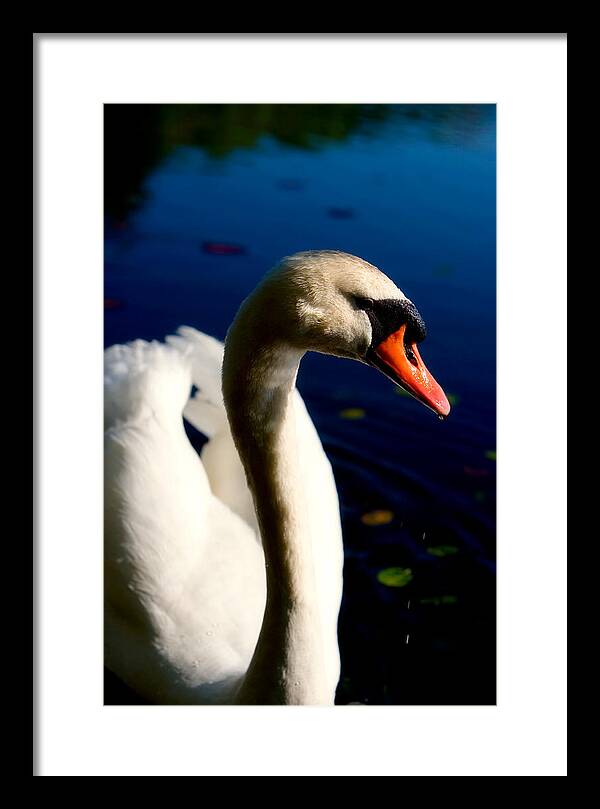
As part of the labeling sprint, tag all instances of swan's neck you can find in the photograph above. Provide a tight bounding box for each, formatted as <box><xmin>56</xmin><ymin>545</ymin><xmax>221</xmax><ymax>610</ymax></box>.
<box><xmin>223</xmin><ymin>332</ymin><xmax>330</xmax><ymax>704</ymax></box>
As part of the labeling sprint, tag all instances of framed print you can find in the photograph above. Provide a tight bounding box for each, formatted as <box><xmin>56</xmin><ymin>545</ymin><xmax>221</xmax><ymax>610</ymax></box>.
<box><xmin>34</xmin><ymin>33</ymin><xmax>567</xmax><ymax>776</ymax></box>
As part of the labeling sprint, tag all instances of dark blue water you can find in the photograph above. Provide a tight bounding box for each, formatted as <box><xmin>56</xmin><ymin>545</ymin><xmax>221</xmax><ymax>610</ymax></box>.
<box><xmin>104</xmin><ymin>105</ymin><xmax>496</xmax><ymax>705</ymax></box>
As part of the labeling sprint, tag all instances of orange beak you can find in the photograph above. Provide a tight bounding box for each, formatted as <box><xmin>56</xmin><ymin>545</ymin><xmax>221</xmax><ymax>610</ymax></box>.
<box><xmin>369</xmin><ymin>324</ymin><xmax>450</xmax><ymax>418</ymax></box>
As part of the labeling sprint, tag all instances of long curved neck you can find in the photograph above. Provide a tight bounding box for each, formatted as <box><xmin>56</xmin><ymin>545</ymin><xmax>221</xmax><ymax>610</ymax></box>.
<box><xmin>223</xmin><ymin>317</ymin><xmax>330</xmax><ymax>704</ymax></box>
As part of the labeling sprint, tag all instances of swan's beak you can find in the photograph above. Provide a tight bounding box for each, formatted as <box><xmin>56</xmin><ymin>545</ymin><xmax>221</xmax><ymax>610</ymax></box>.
<box><xmin>367</xmin><ymin>324</ymin><xmax>451</xmax><ymax>418</ymax></box>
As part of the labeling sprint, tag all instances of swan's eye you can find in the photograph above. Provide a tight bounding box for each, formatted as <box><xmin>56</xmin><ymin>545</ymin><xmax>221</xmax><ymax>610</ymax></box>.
<box><xmin>353</xmin><ymin>296</ymin><xmax>374</xmax><ymax>311</ymax></box>
<box><xmin>404</xmin><ymin>339</ymin><xmax>418</xmax><ymax>367</ymax></box>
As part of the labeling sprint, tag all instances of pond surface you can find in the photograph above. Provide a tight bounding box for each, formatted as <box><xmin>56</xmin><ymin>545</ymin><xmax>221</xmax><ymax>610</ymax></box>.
<box><xmin>104</xmin><ymin>104</ymin><xmax>496</xmax><ymax>705</ymax></box>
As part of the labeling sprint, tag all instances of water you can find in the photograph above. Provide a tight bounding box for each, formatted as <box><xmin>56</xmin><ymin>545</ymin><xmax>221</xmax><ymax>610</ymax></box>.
<box><xmin>104</xmin><ymin>104</ymin><xmax>496</xmax><ymax>705</ymax></box>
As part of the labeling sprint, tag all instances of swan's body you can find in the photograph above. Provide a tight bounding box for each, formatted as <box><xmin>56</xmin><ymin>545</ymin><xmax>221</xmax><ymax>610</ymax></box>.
<box><xmin>105</xmin><ymin>329</ymin><xmax>342</xmax><ymax>703</ymax></box>
<box><xmin>104</xmin><ymin>251</ymin><xmax>449</xmax><ymax>704</ymax></box>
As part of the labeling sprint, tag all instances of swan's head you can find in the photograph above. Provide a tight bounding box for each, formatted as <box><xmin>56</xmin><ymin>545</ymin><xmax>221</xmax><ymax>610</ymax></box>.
<box><xmin>232</xmin><ymin>250</ymin><xmax>450</xmax><ymax>418</ymax></box>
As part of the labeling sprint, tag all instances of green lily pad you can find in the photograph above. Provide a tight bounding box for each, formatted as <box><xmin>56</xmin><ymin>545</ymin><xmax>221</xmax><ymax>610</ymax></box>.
<box><xmin>426</xmin><ymin>544</ymin><xmax>459</xmax><ymax>557</ymax></box>
<box><xmin>432</xmin><ymin>264</ymin><xmax>455</xmax><ymax>278</ymax></box>
<box><xmin>339</xmin><ymin>407</ymin><xmax>366</xmax><ymax>420</ymax></box>
<box><xmin>377</xmin><ymin>567</ymin><xmax>413</xmax><ymax>588</ymax></box>
<box><xmin>361</xmin><ymin>509</ymin><xmax>394</xmax><ymax>526</ymax></box>
<box><xmin>419</xmin><ymin>595</ymin><xmax>458</xmax><ymax>606</ymax></box>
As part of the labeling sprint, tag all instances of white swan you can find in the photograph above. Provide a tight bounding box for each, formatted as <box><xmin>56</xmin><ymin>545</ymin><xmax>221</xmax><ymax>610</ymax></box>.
<box><xmin>104</xmin><ymin>250</ymin><xmax>450</xmax><ymax>705</ymax></box>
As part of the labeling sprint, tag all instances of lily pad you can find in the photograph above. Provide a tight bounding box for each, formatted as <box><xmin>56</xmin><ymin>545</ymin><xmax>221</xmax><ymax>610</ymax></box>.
<box><xmin>419</xmin><ymin>595</ymin><xmax>458</xmax><ymax>606</ymax></box>
<box><xmin>432</xmin><ymin>264</ymin><xmax>455</xmax><ymax>278</ymax></box>
<box><xmin>377</xmin><ymin>567</ymin><xmax>413</xmax><ymax>588</ymax></box>
<box><xmin>202</xmin><ymin>241</ymin><xmax>246</xmax><ymax>256</ymax></box>
<box><xmin>328</xmin><ymin>207</ymin><xmax>355</xmax><ymax>219</ymax></box>
<box><xmin>426</xmin><ymin>545</ymin><xmax>459</xmax><ymax>557</ymax></box>
<box><xmin>464</xmin><ymin>465</ymin><xmax>488</xmax><ymax>478</ymax></box>
<box><xmin>104</xmin><ymin>297</ymin><xmax>124</xmax><ymax>310</ymax></box>
<box><xmin>339</xmin><ymin>407</ymin><xmax>366</xmax><ymax>420</ymax></box>
<box><xmin>361</xmin><ymin>509</ymin><xmax>394</xmax><ymax>526</ymax></box>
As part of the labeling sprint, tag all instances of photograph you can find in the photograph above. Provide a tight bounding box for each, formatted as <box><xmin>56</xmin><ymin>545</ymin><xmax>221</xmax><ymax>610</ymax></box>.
<box><xmin>103</xmin><ymin>103</ymin><xmax>497</xmax><ymax>706</ymax></box>
<box><xmin>35</xmin><ymin>33</ymin><xmax>566</xmax><ymax>776</ymax></box>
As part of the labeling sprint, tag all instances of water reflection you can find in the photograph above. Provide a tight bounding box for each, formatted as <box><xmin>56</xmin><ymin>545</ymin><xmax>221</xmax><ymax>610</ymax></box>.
<box><xmin>105</xmin><ymin>103</ymin><xmax>494</xmax><ymax>221</ymax></box>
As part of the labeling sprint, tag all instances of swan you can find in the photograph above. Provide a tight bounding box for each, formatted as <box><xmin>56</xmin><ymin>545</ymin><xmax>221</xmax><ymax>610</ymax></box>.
<box><xmin>104</xmin><ymin>250</ymin><xmax>450</xmax><ymax>705</ymax></box>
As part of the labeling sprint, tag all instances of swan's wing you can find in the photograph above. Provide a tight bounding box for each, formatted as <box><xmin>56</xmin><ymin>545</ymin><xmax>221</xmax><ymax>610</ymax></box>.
<box><xmin>104</xmin><ymin>338</ymin><xmax>211</xmax><ymax>638</ymax></box>
<box><xmin>166</xmin><ymin>327</ymin><xmax>259</xmax><ymax>535</ymax></box>
<box><xmin>105</xmin><ymin>338</ymin><xmax>196</xmax><ymax>434</ymax></box>
<box><xmin>104</xmin><ymin>338</ymin><xmax>264</xmax><ymax>703</ymax></box>
<box><xmin>166</xmin><ymin>326</ymin><xmax>227</xmax><ymax>438</ymax></box>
